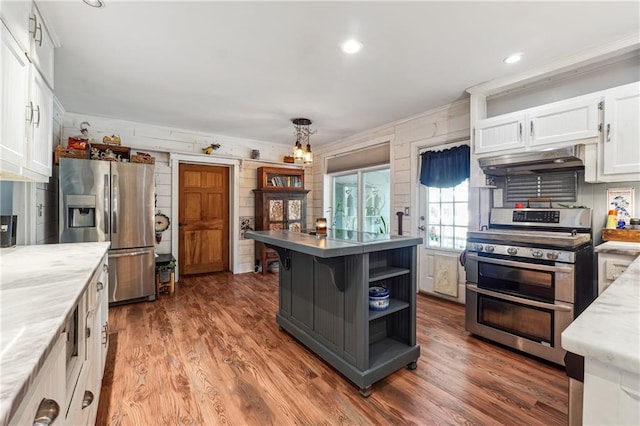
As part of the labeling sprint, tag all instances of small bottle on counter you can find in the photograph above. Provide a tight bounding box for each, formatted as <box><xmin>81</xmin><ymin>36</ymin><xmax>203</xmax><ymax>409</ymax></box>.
<box><xmin>630</xmin><ymin>218</ymin><xmax>640</xmax><ymax>230</ymax></box>
<box><xmin>606</xmin><ymin>210</ymin><xmax>618</xmax><ymax>229</ymax></box>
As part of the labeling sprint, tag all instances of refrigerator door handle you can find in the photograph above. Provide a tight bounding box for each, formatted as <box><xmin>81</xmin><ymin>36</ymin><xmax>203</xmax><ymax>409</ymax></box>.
<box><xmin>110</xmin><ymin>248</ymin><xmax>154</xmax><ymax>258</ymax></box>
<box><xmin>104</xmin><ymin>174</ymin><xmax>110</xmax><ymax>234</ymax></box>
<box><xmin>112</xmin><ymin>173</ymin><xmax>118</xmax><ymax>234</ymax></box>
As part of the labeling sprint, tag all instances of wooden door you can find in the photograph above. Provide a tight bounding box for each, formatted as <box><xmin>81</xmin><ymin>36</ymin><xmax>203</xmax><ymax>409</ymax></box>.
<box><xmin>178</xmin><ymin>164</ymin><xmax>229</xmax><ymax>275</ymax></box>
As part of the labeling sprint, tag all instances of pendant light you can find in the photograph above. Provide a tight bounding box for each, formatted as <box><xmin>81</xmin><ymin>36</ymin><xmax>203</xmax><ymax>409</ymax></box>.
<box><xmin>292</xmin><ymin>118</ymin><xmax>315</xmax><ymax>165</ymax></box>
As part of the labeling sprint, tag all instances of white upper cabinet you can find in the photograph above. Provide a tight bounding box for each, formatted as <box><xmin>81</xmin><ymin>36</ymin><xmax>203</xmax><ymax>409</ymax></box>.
<box><xmin>0</xmin><ymin>1</ymin><xmax>55</xmax><ymax>182</ymax></box>
<box><xmin>474</xmin><ymin>93</ymin><xmax>601</xmax><ymax>155</ymax></box>
<box><xmin>24</xmin><ymin>65</ymin><xmax>53</xmax><ymax>179</ymax></box>
<box><xmin>28</xmin><ymin>2</ymin><xmax>54</xmax><ymax>88</ymax></box>
<box><xmin>0</xmin><ymin>21</ymin><xmax>29</xmax><ymax>178</ymax></box>
<box><xmin>601</xmin><ymin>82</ymin><xmax>640</xmax><ymax>179</ymax></box>
<box><xmin>0</xmin><ymin>0</ymin><xmax>32</xmax><ymax>51</ymax></box>
<box><xmin>475</xmin><ymin>112</ymin><xmax>524</xmax><ymax>154</ymax></box>
<box><xmin>527</xmin><ymin>95</ymin><xmax>600</xmax><ymax>147</ymax></box>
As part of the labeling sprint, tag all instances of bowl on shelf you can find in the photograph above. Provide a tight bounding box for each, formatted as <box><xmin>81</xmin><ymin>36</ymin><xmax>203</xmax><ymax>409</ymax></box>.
<box><xmin>369</xmin><ymin>286</ymin><xmax>390</xmax><ymax>311</ymax></box>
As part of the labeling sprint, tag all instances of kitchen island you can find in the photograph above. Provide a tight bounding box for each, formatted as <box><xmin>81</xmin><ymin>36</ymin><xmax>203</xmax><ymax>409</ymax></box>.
<box><xmin>0</xmin><ymin>242</ymin><xmax>110</xmax><ymax>426</ymax></box>
<box><xmin>245</xmin><ymin>229</ymin><xmax>422</xmax><ymax>396</ymax></box>
<box><xmin>562</xmin><ymin>247</ymin><xmax>640</xmax><ymax>425</ymax></box>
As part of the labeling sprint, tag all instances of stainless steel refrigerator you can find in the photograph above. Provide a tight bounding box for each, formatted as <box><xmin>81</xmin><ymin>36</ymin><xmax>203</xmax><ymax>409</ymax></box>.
<box><xmin>59</xmin><ymin>158</ymin><xmax>155</xmax><ymax>304</ymax></box>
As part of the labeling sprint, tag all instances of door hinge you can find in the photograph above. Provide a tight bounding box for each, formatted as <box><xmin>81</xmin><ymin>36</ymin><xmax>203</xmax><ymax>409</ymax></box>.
<box><xmin>598</xmin><ymin>101</ymin><xmax>604</xmax><ymax>110</ymax></box>
<box><xmin>598</xmin><ymin>123</ymin><xmax>603</xmax><ymax>132</ymax></box>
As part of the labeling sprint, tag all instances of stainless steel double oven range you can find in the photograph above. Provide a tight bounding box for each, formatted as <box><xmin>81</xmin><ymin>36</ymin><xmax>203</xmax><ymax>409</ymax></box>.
<box><xmin>465</xmin><ymin>208</ymin><xmax>596</xmax><ymax>365</ymax></box>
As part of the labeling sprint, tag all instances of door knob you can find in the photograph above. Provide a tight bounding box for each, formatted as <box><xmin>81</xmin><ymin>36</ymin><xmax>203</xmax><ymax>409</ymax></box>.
<box><xmin>418</xmin><ymin>225</ymin><xmax>426</xmax><ymax>231</ymax></box>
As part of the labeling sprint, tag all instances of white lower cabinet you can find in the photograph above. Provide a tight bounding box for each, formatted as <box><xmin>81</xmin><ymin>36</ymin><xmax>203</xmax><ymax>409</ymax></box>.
<box><xmin>9</xmin><ymin>333</ymin><xmax>67</xmax><ymax>426</ymax></box>
<box><xmin>66</xmin><ymin>253</ymin><xmax>109</xmax><ymax>425</ymax></box>
<box><xmin>583</xmin><ymin>359</ymin><xmax>640</xmax><ymax>425</ymax></box>
<box><xmin>597</xmin><ymin>251</ymin><xmax>636</xmax><ymax>295</ymax></box>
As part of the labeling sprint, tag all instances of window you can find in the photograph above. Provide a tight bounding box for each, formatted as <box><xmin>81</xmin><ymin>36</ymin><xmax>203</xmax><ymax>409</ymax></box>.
<box><xmin>426</xmin><ymin>179</ymin><xmax>468</xmax><ymax>250</ymax></box>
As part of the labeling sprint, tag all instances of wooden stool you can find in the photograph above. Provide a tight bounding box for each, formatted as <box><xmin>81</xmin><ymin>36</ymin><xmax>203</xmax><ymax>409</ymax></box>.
<box><xmin>155</xmin><ymin>254</ymin><xmax>176</xmax><ymax>295</ymax></box>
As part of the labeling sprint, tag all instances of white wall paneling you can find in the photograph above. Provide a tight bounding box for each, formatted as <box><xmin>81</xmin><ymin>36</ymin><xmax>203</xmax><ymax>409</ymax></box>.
<box><xmin>61</xmin><ymin>112</ymin><xmax>307</xmax><ymax>277</ymax></box>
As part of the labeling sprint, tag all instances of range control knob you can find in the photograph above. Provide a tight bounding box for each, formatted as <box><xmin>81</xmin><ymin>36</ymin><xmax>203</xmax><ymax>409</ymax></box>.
<box><xmin>532</xmin><ymin>250</ymin><xmax>543</xmax><ymax>258</ymax></box>
<box><xmin>474</xmin><ymin>244</ymin><xmax>483</xmax><ymax>252</ymax></box>
<box><xmin>484</xmin><ymin>245</ymin><xmax>495</xmax><ymax>253</ymax></box>
<box><xmin>507</xmin><ymin>247</ymin><xmax>518</xmax><ymax>255</ymax></box>
<box><xmin>546</xmin><ymin>251</ymin><xmax>559</xmax><ymax>260</ymax></box>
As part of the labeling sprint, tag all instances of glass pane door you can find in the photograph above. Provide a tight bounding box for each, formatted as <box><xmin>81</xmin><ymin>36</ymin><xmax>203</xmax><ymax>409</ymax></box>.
<box><xmin>333</xmin><ymin>174</ymin><xmax>358</xmax><ymax>231</ymax></box>
<box><xmin>287</xmin><ymin>199</ymin><xmax>303</xmax><ymax>232</ymax></box>
<box><xmin>363</xmin><ymin>169</ymin><xmax>390</xmax><ymax>234</ymax></box>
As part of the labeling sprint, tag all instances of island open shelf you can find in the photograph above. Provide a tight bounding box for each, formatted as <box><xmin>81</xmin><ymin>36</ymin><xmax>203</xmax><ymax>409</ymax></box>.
<box><xmin>245</xmin><ymin>229</ymin><xmax>422</xmax><ymax>396</ymax></box>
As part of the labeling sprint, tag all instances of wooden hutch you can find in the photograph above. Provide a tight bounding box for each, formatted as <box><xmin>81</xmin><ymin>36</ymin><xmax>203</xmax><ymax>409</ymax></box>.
<box><xmin>253</xmin><ymin>166</ymin><xmax>309</xmax><ymax>274</ymax></box>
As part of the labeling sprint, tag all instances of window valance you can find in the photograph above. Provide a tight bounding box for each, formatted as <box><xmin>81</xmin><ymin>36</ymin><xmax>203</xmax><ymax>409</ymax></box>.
<box><xmin>419</xmin><ymin>144</ymin><xmax>470</xmax><ymax>188</ymax></box>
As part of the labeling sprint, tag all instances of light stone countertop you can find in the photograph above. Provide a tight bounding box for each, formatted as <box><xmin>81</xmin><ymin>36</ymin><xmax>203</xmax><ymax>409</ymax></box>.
<box><xmin>0</xmin><ymin>242</ymin><xmax>111</xmax><ymax>426</ymax></box>
<box><xmin>594</xmin><ymin>241</ymin><xmax>640</xmax><ymax>256</ymax></box>
<box><xmin>562</xmin><ymin>254</ymin><xmax>640</xmax><ymax>374</ymax></box>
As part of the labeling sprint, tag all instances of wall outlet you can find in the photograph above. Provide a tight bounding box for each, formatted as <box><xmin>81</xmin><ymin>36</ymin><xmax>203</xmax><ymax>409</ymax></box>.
<box><xmin>404</xmin><ymin>207</ymin><xmax>410</xmax><ymax>216</ymax></box>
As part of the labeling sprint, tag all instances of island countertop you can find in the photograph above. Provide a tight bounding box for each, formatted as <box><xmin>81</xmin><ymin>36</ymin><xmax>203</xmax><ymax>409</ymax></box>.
<box><xmin>561</xmin><ymin>254</ymin><xmax>640</xmax><ymax>374</ymax></box>
<box><xmin>245</xmin><ymin>230</ymin><xmax>423</xmax><ymax>258</ymax></box>
<box><xmin>0</xmin><ymin>242</ymin><xmax>111</xmax><ymax>426</ymax></box>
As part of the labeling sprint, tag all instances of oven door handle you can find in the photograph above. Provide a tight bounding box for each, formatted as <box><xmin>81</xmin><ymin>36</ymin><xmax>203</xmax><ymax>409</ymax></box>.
<box><xmin>466</xmin><ymin>253</ymin><xmax>573</xmax><ymax>274</ymax></box>
<box><xmin>467</xmin><ymin>284</ymin><xmax>573</xmax><ymax>312</ymax></box>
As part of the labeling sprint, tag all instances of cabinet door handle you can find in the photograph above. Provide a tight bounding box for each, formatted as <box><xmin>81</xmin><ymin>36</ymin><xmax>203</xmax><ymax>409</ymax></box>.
<box><xmin>35</xmin><ymin>23</ymin><xmax>43</xmax><ymax>47</ymax></box>
<box><xmin>34</xmin><ymin>105</ymin><xmax>41</xmax><ymax>128</ymax></box>
<box><xmin>81</xmin><ymin>391</ymin><xmax>94</xmax><ymax>409</ymax></box>
<box><xmin>29</xmin><ymin>15</ymin><xmax>38</xmax><ymax>39</ymax></box>
<box><xmin>518</xmin><ymin>122</ymin><xmax>523</xmax><ymax>141</ymax></box>
<box><xmin>26</xmin><ymin>102</ymin><xmax>34</xmax><ymax>124</ymax></box>
<box><xmin>530</xmin><ymin>121</ymin><xmax>534</xmax><ymax>138</ymax></box>
<box><xmin>33</xmin><ymin>398</ymin><xmax>59</xmax><ymax>426</ymax></box>
<box><xmin>606</xmin><ymin>123</ymin><xmax>611</xmax><ymax>142</ymax></box>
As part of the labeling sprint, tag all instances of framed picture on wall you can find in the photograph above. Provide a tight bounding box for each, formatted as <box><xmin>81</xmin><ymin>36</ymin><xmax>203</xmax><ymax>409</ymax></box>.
<box><xmin>607</xmin><ymin>188</ymin><xmax>634</xmax><ymax>221</ymax></box>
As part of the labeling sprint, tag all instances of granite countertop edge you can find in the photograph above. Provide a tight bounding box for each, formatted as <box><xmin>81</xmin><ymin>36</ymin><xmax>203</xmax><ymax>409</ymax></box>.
<box><xmin>245</xmin><ymin>230</ymin><xmax>422</xmax><ymax>258</ymax></box>
<box><xmin>0</xmin><ymin>242</ymin><xmax>111</xmax><ymax>426</ymax></box>
<box><xmin>594</xmin><ymin>241</ymin><xmax>640</xmax><ymax>256</ymax></box>
<box><xmin>562</xmin><ymin>254</ymin><xmax>640</xmax><ymax>374</ymax></box>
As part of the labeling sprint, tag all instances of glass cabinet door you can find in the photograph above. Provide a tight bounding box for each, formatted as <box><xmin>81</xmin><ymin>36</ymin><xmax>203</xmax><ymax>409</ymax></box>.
<box><xmin>363</xmin><ymin>169</ymin><xmax>390</xmax><ymax>234</ymax></box>
<box><xmin>287</xmin><ymin>198</ymin><xmax>303</xmax><ymax>232</ymax></box>
<box><xmin>333</xmin><ymin>174</ymin><xmax>358</xmax><ymax>231</ymax></box>
<box><xmin>268</xmin><ymin>198</ymin><xmax>285</xmax><ymax>230</ymax></box>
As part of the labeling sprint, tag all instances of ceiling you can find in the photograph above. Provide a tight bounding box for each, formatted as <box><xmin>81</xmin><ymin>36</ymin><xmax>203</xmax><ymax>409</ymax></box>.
<box><xmin>40</xmin><ymin>1</ymin><xmax>640</xmax><ymax>147</ymax></box>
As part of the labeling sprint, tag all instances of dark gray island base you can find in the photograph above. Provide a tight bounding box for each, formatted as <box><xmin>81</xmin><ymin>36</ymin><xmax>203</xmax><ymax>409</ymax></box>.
<box><xmin>245</xmin><ymin>229</ymin><xmax>422</xmax><ymax>396</ymax></box>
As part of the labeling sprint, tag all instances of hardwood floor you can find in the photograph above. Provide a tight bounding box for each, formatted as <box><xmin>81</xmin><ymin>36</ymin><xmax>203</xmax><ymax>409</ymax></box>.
<box><xmin>97</xmin><ymin>272</ymin><xmax>568</xmax><ymax>425</ymax></box>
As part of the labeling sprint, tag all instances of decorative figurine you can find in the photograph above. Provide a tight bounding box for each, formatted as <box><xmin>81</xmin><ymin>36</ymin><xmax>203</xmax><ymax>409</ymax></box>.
<box><xmin>202</xmin><ymin>143</ymin><xmax>221</xmax><ymax>155</ymax></box>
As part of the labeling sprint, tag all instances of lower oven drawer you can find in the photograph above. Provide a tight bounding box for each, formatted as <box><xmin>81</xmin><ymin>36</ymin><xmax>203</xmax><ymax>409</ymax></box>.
<box><xmin>465</xmin><ymin>284</ymin><xmax>574</xmax><ymax>365</ymax></box>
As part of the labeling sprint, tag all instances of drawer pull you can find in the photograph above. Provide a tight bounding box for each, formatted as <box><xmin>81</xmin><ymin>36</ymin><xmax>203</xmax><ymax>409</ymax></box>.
<box><xmin>102</xmin><ymin>322</ymin><xmax>109</xmax><ymax>346</ymax></box>
<box><xmin>81</xmin><ymin>391</ymin><xmax>94</xmax><ymax>409</ymax></box>
<box><xmin>33</xmin><ymin>398</ymin><xmax>59</xmax><ymax>426</ymax></box>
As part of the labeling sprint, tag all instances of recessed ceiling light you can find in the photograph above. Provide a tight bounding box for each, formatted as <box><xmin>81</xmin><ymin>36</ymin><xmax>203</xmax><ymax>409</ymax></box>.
<box><xmin>83</xmin><ymin>0</ymin><xmax>105</xmax><ymax>8</ymax></box>
<box><xmin>504</xmin><ymin>53</ymin><xmax>523</xmax><ymax>64</ymax></box>
<box><xmin>341</xmin><ymin>39</ymin><xmax>363</xmax><ymax>54</ymax></box>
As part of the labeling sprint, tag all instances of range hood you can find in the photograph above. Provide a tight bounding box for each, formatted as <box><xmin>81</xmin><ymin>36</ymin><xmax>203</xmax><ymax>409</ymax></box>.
<box><xmin>479</xmin><ymin>145</ymin><xmax>586</xmax><ymax>176</ymax></box>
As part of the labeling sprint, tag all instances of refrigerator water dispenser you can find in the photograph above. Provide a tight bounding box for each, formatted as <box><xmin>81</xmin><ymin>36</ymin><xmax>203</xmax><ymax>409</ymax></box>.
<box><xmin>67</xmin><ymin>195</ymin><xmax>96</xmax><ymax>228</ymax></box>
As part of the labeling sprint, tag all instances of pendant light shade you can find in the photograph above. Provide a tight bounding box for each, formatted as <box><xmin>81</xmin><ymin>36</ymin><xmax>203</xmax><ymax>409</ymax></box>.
<box><xmin>292</xmin><ymin>118</ymin><xmax>315</xmax><ymax>165</ymax></box>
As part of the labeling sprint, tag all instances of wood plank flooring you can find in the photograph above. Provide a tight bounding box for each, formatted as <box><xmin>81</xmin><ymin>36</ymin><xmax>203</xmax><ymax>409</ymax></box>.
<box><xmin>97</xmin><ymin>272</ymin><xmax>568</xmax><ymax>425</ymax></box>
